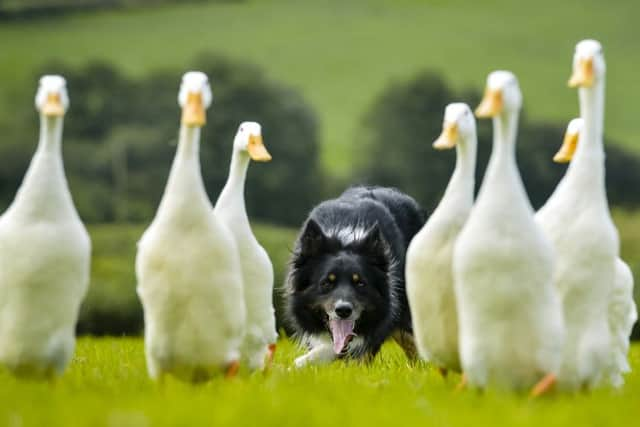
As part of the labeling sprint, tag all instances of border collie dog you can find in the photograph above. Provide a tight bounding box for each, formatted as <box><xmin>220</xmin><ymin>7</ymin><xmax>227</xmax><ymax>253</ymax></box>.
<box><xmin>284</xmin><ymin>186</ymin><xmax>425</xmax><ymax>367</ymax></box>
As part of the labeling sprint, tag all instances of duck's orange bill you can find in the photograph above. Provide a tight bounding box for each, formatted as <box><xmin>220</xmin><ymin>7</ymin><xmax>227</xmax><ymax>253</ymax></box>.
<box><xmin>181</xmin><ymin>92</ymin><xmax>206</xmax><ymax>127</ymax></box>
<box><xmin>247</xmin><ymin>134</ymin><xmax>272</xmax><ymax>162</ymax></box>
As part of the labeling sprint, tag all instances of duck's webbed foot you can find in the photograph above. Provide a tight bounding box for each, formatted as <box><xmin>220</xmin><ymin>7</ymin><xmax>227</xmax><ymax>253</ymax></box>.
<box><xmin>530</xmin><ymin>373</ymin><xmax>557</xmax><ymax>398</ymax></box>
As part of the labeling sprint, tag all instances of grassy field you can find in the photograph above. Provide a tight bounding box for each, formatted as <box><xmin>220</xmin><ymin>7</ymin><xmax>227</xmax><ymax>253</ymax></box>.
<box><xmin>0</xmin><ymin>338</ymin><xmax>638</xmax><ymax>427</ymax></box>
<box><xmin>1</xmin><ymin>0</ymin><xmax>639</xmax><ymax>176</ymax></box>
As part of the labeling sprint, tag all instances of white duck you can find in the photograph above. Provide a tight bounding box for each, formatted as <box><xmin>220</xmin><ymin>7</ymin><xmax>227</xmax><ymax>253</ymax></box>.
<box><xmin>214</xmin><ymin>121</ymin><xmax>277</xmax><ymax>371</ymax></box>
<box><xmin>453</xmin><ymin>71</ymin><xmax>564</xmax><ymax>394</ymax></box>
<box><xmin>136</xmin><ymin>72</ymin><xmax>246</xmax><ymax>382</ymax></box>
<box><xmin>406</xmin><ymin>103</ymin><xmax>477</xmax><ymax>375</ymax></box>
<box><xmin>535</xmin><ymin>40</ymin><xmax>618</xmax><ymax>390</ymax></box>
<box><xmin>0</xmin><ymin>75</ymin><xmax>91</xmax><ymax>379</ymax></box>
<box><xmin>542</xmin><ymin>115</ymin><xmax>637</xmax><ymax>388</ymax></box>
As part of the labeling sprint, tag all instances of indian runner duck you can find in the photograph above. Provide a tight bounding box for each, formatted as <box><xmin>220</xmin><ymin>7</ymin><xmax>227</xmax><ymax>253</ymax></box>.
<box><xmin>453</xmin><ymin>71</ymin><xmax>564</xmax><ymax>394</ymax></box>
<box><xmin>136</xmin><ymin>71</ymin><xmax>246</xmax><ymax>382</ymax></box>
<box><xmin>214</xmin><ymin>121</ymin><xmax>277</xmax><ymax>371</ymax></box>
<box><xmin>535</xmin><ymin>40</ymin><xmax>617</xmax><ymax>390</ymax></box>
<box><xmin>544</xmin><ymin>116</ymin><xmax>637</xmax><ymax>388</ymax></box>
<box><xmin>0</xmin><ymin>75</ymin><xmax>91</xmax><ymax>379</ymax></box>
<box><xmin>406</xmin><ymin>103</ymin><xmax>477</xmax><ymax>375</ymax></box>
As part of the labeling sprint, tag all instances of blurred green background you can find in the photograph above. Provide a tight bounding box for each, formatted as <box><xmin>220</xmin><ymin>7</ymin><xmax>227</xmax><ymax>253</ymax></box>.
<box><xmin>0</xmin><ymin>0</ymin><xmax>638</xmax><ymax>337</ymax></box>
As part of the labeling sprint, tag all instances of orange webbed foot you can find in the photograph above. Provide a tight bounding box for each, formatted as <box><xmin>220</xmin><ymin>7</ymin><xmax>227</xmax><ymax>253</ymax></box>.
<box><xmin>530</xmin><ymin>373</ymin><xmax>556</xmax><ymax>398</ymax></box>
<box><xmin>455</xmin><ymin>373</ymin><xmax>468</xmax><ymax>392</ymax></box>
<box><xmin>225</xmin><ymin>360</ymin><xmax>240</xmax><ymax>379</ymax></box>
<box><xmin>263</xmin><ymin>343</ymin><xmax>277</xmax><ymax>372</ymax></box>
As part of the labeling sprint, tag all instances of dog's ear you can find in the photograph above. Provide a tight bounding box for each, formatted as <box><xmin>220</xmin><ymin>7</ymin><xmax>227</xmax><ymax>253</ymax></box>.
<box><xmin>358</xmin><ymin>223</ymin><xmax>390</xmax><ymax>270</ymax></box>
<box><xmin>299</xmin><ymin>219</ymin><xmax>327</xmax><ymax>258</ymax></box>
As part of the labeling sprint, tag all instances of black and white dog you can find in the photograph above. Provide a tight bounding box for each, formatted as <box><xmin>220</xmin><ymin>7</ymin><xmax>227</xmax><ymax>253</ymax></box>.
<box><xmin>284</xmin><ymin>186</ymin><xmax>425</xmax><ymax>367</ymax></box>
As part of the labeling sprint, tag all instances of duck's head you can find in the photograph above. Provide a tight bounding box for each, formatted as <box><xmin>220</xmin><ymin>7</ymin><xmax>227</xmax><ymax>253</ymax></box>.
<box><xmin>178</xmin><ymin>71</ymin><xmax>213</xmax><ymax>127</ymax></box>
<box><xmin>568</xmin><ymin>39</ymin><xmax>605</xmax><ymax>88</ymax></box>
<box><xmin>433</xmin><ymin>103</ymin><xmax>475</xmax><ymax>150</ymax></box>
<box><xmin>475</xmin><ymin>71</ymin><xmax>522</xmax><ymax>118</ymax></box>
<box><xmin>234</xmin><ymin>121</ymin><xmax>271</xmax><ymax>162</ymax></box>
<box><xmin>553</xmin><ymin>118</ymin><xmax>583</xmax><ymax>163</ymax></box>
<box><xmin>35</xmin><ymin>75</ymin><xmax>69</xmax><ymax>118</ymax></box>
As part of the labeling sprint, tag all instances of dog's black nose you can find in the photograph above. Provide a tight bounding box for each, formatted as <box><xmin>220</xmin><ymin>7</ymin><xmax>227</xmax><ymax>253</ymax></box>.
<box><xmin>335</xmin><ymin>302</ymin><xmax>353</xmax><ymax>319</ymax></box>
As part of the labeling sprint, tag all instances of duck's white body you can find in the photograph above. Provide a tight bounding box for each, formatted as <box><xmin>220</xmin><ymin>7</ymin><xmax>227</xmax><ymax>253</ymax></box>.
<box><xmin>607</xmin><ymin>259</ymin><xmax>636</xmax><ymax>386</ymax></box>
<box><xmin>214</xmin><ymin>127</ymin><xmax>277</xmax><ymax>371</ymax></box>
<box><xmin>536</xmin><ymin>41</ymin><xmax>617</xmax><ymax>389</ymax></box>
<box><xmin>454</xmin><ymin>72</ymin><xmax>564</xmax><ymax>390</ymax></box>
<box><xmin>406</xmin><ymin>104</ymin><xmax>476</xmax><ymax>372</ymax></box>
<box><xmin>535</xmin><ymin>160</ymin><xmax>615</xmax><ymax>390</ymax></box>
<box><xmin>136</xmin><ymin>80</ymin><xmax>245</xmax><ymax>381</ymax></box>
<box><xmin>0</xmin><ymin>111</ymin><xmax>90</xmax><ymax>378</ymax></box>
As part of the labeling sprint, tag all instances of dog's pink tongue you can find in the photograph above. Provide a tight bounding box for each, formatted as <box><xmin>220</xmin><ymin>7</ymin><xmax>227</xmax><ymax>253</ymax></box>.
<box><xmin>329</xmin><ymin>319</ymin><xmax>355</xmax><ymax>354</ymax></box>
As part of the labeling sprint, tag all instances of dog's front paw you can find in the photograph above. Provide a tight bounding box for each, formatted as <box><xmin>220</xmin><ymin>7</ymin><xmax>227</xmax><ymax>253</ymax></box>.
<box><xmin>293</xmin><ymin>345</ymin><xmax>337</xmax><ymax>368</ymax></box>
<box><xmin>294</xmin><ymin>355</ymin><xmax>310</xmax><ymax>368</ymax></box>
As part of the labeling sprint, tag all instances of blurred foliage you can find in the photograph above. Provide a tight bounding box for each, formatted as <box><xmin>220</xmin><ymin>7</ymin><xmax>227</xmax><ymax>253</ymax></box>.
<box><xmin>610</xmin><ymin>210</ymin><xmax>640</xmax><ymax>339</ymax></box>
<box><xmin>356</xmin><ymin>71</ymin><xmax>640</xmax><ymax>215</ymax></box>
<box><xmin>80</xmin><ymin>222</ymin><xmax>297</xmax><ymax>335</ymax></box>
<box><xmin>0</xmin><ymin>55</ymin><xmax>322</xmax><ymax>226</ymax></box>
<box><xmin>0</xmin><ymin>0</ymin><xmax>237</xmax><ymax>19</ymax></box>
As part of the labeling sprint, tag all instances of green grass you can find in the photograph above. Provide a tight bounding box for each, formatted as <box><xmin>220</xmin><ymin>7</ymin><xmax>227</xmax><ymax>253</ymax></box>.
<box><xmin>1</xmin><ymin>0</ymin><xmax>639</xmax><ymax>177</ymax></box>
<box><xmin>0</xmin><ymin>338</ymin><xmax>638</xmax><ymax>427</ymax></box>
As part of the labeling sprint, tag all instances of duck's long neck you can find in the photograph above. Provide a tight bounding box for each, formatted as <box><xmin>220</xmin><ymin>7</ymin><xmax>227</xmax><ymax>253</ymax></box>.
<box><xmin>38</xmin><ymin>115</ymin><xmax>64</xmax><ymax>154</ymax></box>
<box><xmin>488</xmin><ymin>109</ymin><xmax>519</xmax><ymax>174</ymax></box>
<box><xmin>442</xmin><ymin>131</ymin><xmax>477</xmax><ymax>206</ymax></box>
<box><xmin>567</xmin><ymin>80</ymin><xmax>606</xmax><ymax>193</ymax></box>
<box><xmin>477</xmin><ymin>108</ymin><xmax>529</xmax><ymax>208</ymax></box>
<box><xmin>216</xmin><ymin>148</ymin><xmax>249</xmax><ymax>215</ymax></box>
<box><xmin>10</xmin><ymin>115</ymin><xmax>75</xmax><ymax>220</ymax></box>
<box><xmin>160</xmin><ymin>125</ymin><xmax>211</xmax><ymax>214</ymax></box>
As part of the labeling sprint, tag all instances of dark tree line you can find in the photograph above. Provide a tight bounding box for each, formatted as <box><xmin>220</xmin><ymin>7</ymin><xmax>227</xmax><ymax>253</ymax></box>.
<box><xmin>0</xmin><ymin>54</ymin><xmax>323</xmax><ymax>227</ymax></box>
<box><xmin>356</xmin><ymin>71</ymin><xmax>640</xmax><ymax>216</ymax></box>
<box><xmin>2</xmin><ymin>61</ymin><xmax>638</xmax><ymax>337</ymax></box>
<box><xmin>0</xmin><ymin>0</ymin><xmax>231</xmax><ymax>20</ymax></box>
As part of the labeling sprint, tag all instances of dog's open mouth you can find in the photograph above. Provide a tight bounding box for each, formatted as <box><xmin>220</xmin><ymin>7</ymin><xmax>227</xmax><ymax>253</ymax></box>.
<box><xmin>329</xmin><ymin>319</ymin><xmax>356</xmax><ymax>354</ymax></box>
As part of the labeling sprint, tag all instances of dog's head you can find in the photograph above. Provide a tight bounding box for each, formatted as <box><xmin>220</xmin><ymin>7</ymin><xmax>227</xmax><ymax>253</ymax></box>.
<box><xmin>286</xmin><ymin>219</ymin><xmax>395</xmax><ymax>354</ymax></box>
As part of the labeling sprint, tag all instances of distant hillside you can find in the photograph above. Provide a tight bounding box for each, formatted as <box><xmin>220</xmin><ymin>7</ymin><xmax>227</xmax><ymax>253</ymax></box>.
<box><xmin>1</xmin><ymin>0</ymin><xmax>638</xmax><ymax>177</ymax></box>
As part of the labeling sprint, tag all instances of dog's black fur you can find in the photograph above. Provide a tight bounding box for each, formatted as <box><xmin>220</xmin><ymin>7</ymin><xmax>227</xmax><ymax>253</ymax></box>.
<box><xmin>284</xmin><ymin>186</ymin><xmax>425</xmax><ymax>360</ymax></box>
